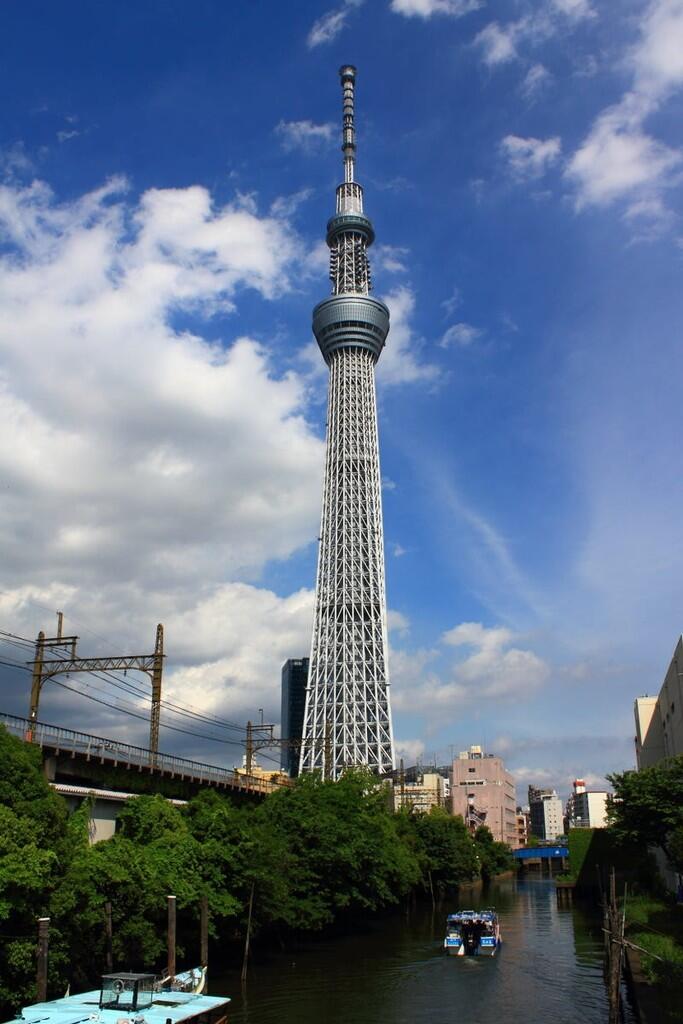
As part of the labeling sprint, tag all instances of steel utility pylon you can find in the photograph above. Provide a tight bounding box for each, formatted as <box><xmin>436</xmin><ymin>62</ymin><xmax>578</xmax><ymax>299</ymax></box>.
<box><xmin>299</xmin><ymin>65</ymin><xmax>395</xmax><ymax>780</ymax></box>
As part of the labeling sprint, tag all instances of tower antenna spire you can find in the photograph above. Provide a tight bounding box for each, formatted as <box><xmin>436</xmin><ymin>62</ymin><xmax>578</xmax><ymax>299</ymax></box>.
<box><xmin>340</xmin><ymin>64</ymin><xmax>357</xmax><ymax>184</ymax></box>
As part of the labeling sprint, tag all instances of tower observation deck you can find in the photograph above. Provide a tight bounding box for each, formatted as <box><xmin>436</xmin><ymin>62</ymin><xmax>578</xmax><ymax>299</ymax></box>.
<box><xmin>299</xmin><ymin>66</ymin><xmax>395</xmax><ymax>780</ymax></box>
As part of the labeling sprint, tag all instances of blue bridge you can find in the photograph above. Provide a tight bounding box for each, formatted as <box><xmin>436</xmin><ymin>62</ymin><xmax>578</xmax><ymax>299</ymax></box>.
<box><xmin>513</xmin><ymin>845</ymin><xmax>568</xmax><ymax>860</ymax></box>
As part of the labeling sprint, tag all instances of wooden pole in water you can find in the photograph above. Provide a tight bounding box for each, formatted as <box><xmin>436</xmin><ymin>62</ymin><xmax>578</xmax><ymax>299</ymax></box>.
<box><xmin>104</xmin><ymin>901</ymin><xmax>113</xmax><ymax>972</ymax></box>
<box><xmin>167</xmin><ymin>895</ymin><xmax>177</xmax><ymax>979</ymax></box>
<box><xmin>241</xmin><ymin>882</ymin><xmax>255</xmax><ymax>984</ymax></box>
<box><xmin>36</xmin><ymin>917</ymin><xmax>49</xmax><ymax>1002</ymax></box>
<box><xmin>200</xmin><ymin>894</ymin><xmax>209</xmax><ymax>975</ymax></box>
<box><xmin>607</xmin><ymin>868</ymin><xmax>621</xmax><ymax>1024</ymax></box>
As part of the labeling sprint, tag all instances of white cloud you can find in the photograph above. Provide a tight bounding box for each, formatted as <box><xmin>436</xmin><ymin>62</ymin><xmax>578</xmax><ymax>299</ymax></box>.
<box><xmin>520</xmin><ymin>63</ymin><xmax>552</xmax><ymax>100</ymax></box>
<box><xmin>566</xmin><ymin>94</ymin><xmax>681</xmax><ymax>207</ymax></box>
<box><xmin>0</xmin><ymin>177</ymin><xmax>329</xmax><ymax>736</ymax></box>
<box><xmin>392</xmin><ymin>623</ymin><xmax>549</xmax><ymax>718</ymax></box>
<box><xmin>567</xmin><ymin>1</ymin><xmax>683</xmax><ymax>215</ymax></box>
<box><xmin>501</xmin><ymin>134</ymin><xmax>561</xmax><ymax>180</ymax></box>
<box><xmin>275</xmin><ymin>120</ymin><xmax>335</xmax><ymax>152</ymax></box>
<box><xmin>375</xmin><ymin>244</ymin><xmax>409</xmax><ymax>274</ymax></box>
<box><xmin>441</xmin><ymin>287</ymin><xmax>461</xmax><ymax>317</ymax></box>
<box><xmin>550</xmin><ymin>0</ymin><xmax>594</xmax><ymax>19</ymax></box>
<box><xmin>394</xmin><ymin>737</ymin><xmax>425</xmax><ymax>764</ymax></box>
<box><xmin>475</xmin><ymin>0</ymin><xmax>593</xmax><ymax>68</ymax></box>
<box><xmin>475</xmin><ymin>21</ymin><xmax>519</xmax><ymax>66</ymax></box>
<box><xmin>390</xmin><ymin>0</ymin><xmax>481</xmax><ymax>17</ymax></box>
<box><xmin>57</xmin><ymin>130</ymin><xmax>80</xmax><ymax>144</ymax></box>
<box><xmin>0</xmin><ymin>142</ymin><xmax>33</xmax><ymax>182</ymax></box>
<box><xmin>631</xmin><ymin>0</ymin><xmax>683</xmax><ymax>97</ymax></box>
<box><xmin>378</xmin><ymin>285</ymin><xmax>441</xmax><ymax>386</ymax></box>
<box><xmin>439</xmin><ymin>322</ymin><xmax>483</xmax><ymax>348</ymax></box>
<box><xmin>307</xmin><ymin>0</ymin><xmax>364</xmax><ymax>48</ymax></box>
<box><xmin>388</xmin><ymin>609</ymin><xmax>410</xmax><ymax>633</ymax></box>
<box><xmin>269</xmin><ymin>188</ymin><xmax>313</xmax><ymax>218</ymax></box>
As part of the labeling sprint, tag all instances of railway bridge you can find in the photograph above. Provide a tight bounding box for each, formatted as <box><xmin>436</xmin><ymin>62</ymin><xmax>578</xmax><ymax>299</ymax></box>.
<box><xmin>1</xmin><ymin>712</ymin><xmax>285</xmax><ymax>838</ymax></box>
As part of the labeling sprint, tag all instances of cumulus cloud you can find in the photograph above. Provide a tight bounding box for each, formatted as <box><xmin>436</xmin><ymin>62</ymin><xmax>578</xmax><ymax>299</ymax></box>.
<box><xmin>439</xmin><ymin>322</ymin><xmax>483</xmax><ymax>348</ymax></box>
<box><xmin>501</xmin><ymin>134</ymin><xmax>561</xmax><ymax>180</ymax></box>
<box><xmin>567</xmin><ymin>0</ymin><xmax>683</xmax><ymax>216</ymax></box>
<box><xmin>567</xmin><ymin>97</ymin><xmax>680</xmax><ymax>206</ymax></box>
<box><xmin>275</xmin><ymin>120</ymin><xmax>335</xmax><ymax>152</ymax></box>
<box><xmin>378</xmin><ymin>285</ymin><xmax>441</xmax><ymax>386</ymax></box>
<box><xmin>475</xmin><ymin>21</ymin><xmax>519</xmax><ymax>66</ymax></box>
<box><xmin>307</xmin><ymin>0</ymin><xmax>364</xmax><ymax>48</ymax></box>
<box><xmin>390</xmin><ymin>0</ymin><xmax>481</xmax><ymax>17</ymax></box>
<box><xmin>0</xmin><ymin>176</ymin><xmax>330</xmax><ymax>745</ymax></box>
<box><xmin>392</xmin><ymin>622</ymin><xmax>550</xmax><ymax>716</ymax></box>
<box><xmin>394</xmin><ymin>737</ymin><xmax>425</xmax><ymax>763</ymax></box>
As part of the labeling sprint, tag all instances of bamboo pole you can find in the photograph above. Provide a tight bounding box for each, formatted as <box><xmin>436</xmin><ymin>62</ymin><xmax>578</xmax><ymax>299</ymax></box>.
<box><xmin>200</xmin><ymin>894</ymin><xmax>209</xmax><ymax>974</ymax></box>
<box><xmin>241</xmin><ymin>882</ymin><xmax>255</xmax><ymax>984</ymax></box>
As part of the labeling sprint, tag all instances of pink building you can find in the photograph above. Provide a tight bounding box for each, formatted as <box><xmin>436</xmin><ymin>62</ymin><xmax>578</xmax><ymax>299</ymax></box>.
<box><xmin>451</xmin><ymin>745</ymin><xmax>518</xmax><ymax>848</ymax></box>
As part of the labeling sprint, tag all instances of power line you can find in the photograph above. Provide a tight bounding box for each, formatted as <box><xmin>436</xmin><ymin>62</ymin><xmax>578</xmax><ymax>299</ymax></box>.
<box><xmin>1</xmin><ymin>627</ymin><xmax>248</xmax><ymax>736</ymax></box>
<box><xmin>50</xmin><ymin>678</ymin><xmax>244</xmax><ymax>749</ymax></box>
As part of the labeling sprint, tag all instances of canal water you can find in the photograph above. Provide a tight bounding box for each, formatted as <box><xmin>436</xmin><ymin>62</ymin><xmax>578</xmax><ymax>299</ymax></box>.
<box><xmin>217</xmin><ymin>877</ymin><xmax>636</xmax><ymax>1024</ymax></box>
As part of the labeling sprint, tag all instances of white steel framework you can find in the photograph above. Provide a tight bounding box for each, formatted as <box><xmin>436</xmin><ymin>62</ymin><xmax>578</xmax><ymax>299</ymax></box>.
<box><xmin>299</xmin><ymin>66</ymin><xmax>394</xmax><ymax>779</ymax></box>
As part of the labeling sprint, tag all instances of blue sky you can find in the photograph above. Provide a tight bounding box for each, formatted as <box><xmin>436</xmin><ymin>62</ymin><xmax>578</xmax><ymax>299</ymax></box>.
<box><xmin>1</xmin><ymin>0</ymin><xmax>682</xmax><ymax>800</ymax></box>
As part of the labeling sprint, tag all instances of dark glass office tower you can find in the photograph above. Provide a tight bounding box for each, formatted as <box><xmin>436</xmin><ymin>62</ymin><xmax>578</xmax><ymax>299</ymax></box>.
<box><xmin>281</xmin><ymin>657</ymin><xmax>309</xmax><ymax>776</ymax></box>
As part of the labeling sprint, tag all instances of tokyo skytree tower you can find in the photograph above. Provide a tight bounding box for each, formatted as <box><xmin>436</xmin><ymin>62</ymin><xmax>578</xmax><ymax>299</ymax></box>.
<box><xmin>299</xmin><ymin>66</ymin><xmax>395</xmax><ymax>779</ymax></box>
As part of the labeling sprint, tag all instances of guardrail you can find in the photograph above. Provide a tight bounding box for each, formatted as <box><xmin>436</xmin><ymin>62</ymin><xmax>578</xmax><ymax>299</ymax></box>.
<box><xmin>0</xmin><ymin>712</ymin><xmax>285</xmax><ymax>796</ymax></box>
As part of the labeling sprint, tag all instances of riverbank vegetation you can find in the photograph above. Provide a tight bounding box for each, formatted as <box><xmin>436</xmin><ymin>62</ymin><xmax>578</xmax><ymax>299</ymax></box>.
<box><xmin>0</xmin><ymin>727</ymin><xmax>513</xmax><ymax>1017</ymax></box>
<box><xmin>607</xmin><ymin>757</ymin><xmax>683</xmax><ymax>1023</ymax></box>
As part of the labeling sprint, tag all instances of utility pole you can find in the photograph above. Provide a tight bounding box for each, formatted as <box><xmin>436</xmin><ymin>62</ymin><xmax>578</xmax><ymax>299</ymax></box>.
<box><xmin>149</xmin><ymin>624</ymin><xmax>164</xmax><ymax>757</ymax></box>
<box><xmin>26</xmin><ymin>620</ymin><xmax>165</xmax><ymax>762</ymax></box>
<box><xmin>28</xmin><ymin>633</ymin><xmax>46</xmax><ymax>742</ymax></box>
<box><xmin>245</xmin><ymin>721</ymin><xmax>253</xmax><ymax>775</ymax></box>
<box><xmin>399</xmin><ymin>757</ymin><xmax>405</xmax><ymax>809</ymax></box>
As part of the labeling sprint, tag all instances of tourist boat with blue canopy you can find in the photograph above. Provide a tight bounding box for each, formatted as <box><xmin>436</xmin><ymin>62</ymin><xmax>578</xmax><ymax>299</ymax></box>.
<box><xmin>444</xmin><ymin>909</ymin><xmax>501</xmax><ymax>956</ymax></box>
<box><xmin>2</xmin><ymin>971</ymin><xmax>229</xmax><ymax>1024</ymax></box>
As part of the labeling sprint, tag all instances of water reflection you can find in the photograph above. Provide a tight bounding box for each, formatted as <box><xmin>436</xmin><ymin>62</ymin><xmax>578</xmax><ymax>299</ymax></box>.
<box><xmin>216</xmin><ymin>878</ymin><xmax>635</xmax><ymax>1024</ymax></box>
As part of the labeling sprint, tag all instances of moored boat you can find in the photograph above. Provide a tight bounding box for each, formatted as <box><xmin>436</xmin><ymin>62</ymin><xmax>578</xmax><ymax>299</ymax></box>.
<box><xmin>444</xmin><ymin>909</ymin><xmax>501</xmax><ymax>957</ymax></box>
<box><xmin>3</xmin><ymin>971</ymin><xmax>229</xmax><ymax>1024</ymax></box>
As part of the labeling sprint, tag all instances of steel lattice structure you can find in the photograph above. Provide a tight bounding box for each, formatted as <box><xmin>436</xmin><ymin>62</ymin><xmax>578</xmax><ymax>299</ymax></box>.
<box><xmin>299</xmin><ymin>66</ymin><xmax>395</xmax><ymax>779</ymax></box>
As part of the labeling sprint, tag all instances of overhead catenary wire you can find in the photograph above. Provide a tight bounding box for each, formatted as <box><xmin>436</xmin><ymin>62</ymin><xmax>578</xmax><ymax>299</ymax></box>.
<box><xmin>0</xmin><ymin>625</ymin><xmax>286</xmax><ymax>762</ymax></box>
<box><xmin>1</xmin><ymin>628</ymin><xmax>249</xmax><ymax>735</ymax></box>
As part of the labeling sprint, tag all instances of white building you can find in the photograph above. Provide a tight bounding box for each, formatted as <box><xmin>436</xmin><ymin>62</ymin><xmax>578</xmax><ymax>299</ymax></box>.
<box><xmin>566</xmin><ymin>779</ymin><xmax>610</xmax><ymax>829</ymax></box>
<box><xmin>529</xmin><ymin>787</ymin><xmax>564</xmax><ymax>840</ymax></box>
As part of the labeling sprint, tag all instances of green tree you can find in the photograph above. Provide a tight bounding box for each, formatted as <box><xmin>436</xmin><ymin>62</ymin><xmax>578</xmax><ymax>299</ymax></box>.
<box><xmin>607</xmin><ymin>756</ymin><xmax>683</xmax><ymax>862</ymax></box>
<box><xmin>410</xmin><ymin>809</ymin><xmax>479</xmax><ymax>893</ymax></box>
<box><xmin>473</xmin><ymin>825</ymin><xmax>514</xmax><ymax>880</ymax></box>
<box><xmin>256</xmin><ymin>771</ymin><xmax>420</xmax><ymax>930</ymax></box>
<box><xmin>0</xmin><ymin>728</ymin><xmax>71</xmax><ymax>1014</ymax></box>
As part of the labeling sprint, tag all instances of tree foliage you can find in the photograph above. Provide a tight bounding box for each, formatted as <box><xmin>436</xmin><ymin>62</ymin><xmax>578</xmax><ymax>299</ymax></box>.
<box><xmin>607</xmin><ymin>756</ymin><xmax>683</xmax><ymax>861</ymax></box>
